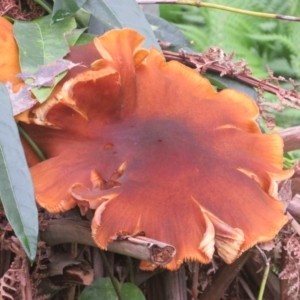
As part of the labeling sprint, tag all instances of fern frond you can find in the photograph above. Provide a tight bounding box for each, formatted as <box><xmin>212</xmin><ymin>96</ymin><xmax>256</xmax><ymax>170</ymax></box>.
<box><xmin>247</xmin><ymin>33</ymin><xmax>298</xmax><ymax>56</ymax></box>
<box><xmin>160</xmin><ymin>0</ymin><xmax>300</xmax><ymax>79</ymax></box>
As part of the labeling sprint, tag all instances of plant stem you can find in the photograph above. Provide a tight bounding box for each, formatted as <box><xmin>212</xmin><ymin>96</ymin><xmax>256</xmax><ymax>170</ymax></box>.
<box><xmin>137</xmin><ymin>0</ymin><xmax>300</xmax><ymax>21</ymax></box>
<box><xmin>127</xmin><ymin>256</ymin><xmax>135</xmax><ymax>284</ymax></box>
<box><xmin>2</xmin><ymin>16</ymin><xmax>14</xmax><ymax>23</ymax></box>
<box><xmin>99</xmin><ymin>250</ymin><xmax>124</xmax><ymax>300</ymax></box>
<box><xmin>256</xmin><ymin>245</ymin><xmax>270</xmax><ymax>300</ymax></box>
<box><xmin>257</xmin><ymin>262</ymin><xmax>270</xmax><ymax>300</ymax></box>
<box><xmin>33</xmin><ymin>0</ymin><xmax>53</xmax><ymax>14</ymax></box>
<box><xmin>278</xmin><ymin>126</ymin><xmax>300</xmax><ymax>152</ymax></box>
<box><xmin>18</xmin><ymin>125</ymin><xmax>46</xmax><ymax>161</ymax></box>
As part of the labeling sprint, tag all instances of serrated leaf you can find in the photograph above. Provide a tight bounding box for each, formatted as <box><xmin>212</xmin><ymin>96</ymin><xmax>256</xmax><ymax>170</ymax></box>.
<box><xmin>79</xmin><ymin>278</ymin><xmax>145</xmax><ymax>300</ymax></box>
<box><xmin>0</xmin><ymin>83</ymin><xmax>38</xmax><ymax>261</ymax></box>
<box><xmin>13</xmin><ymin>15</ymin><xmax>77</xmax><ymax>103</ymax></box>
<box><xmin>83</xmin><ymin>0</ymin><xmax>160</xmax><ymax>50</ymax></box>
<box><xmin>52</xmin><ymin>0</ymin><xmax>87</xmax><ymax>23</ymax></box>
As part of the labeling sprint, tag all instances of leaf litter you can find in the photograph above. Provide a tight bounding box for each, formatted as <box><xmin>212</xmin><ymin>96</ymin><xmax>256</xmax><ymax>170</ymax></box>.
<box><xmin>8</xmin><ymin>59</ymin><xmax>80</xmax><ymax>116</ymax></box>
<box><xmin>17</xmin><ymin>59</ymin><xmax>80</xmax><ymax>88</ymax></box>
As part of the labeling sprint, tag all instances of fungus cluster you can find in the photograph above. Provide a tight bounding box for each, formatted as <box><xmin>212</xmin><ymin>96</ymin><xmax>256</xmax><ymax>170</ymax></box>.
<box><xmin>0</xmin><ymin>18</ymin><xmax>293</xmax><ymax>270</ymax></box>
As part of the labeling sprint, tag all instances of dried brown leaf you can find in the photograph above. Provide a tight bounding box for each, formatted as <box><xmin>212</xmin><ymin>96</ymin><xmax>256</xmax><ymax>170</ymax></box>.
<box><xmin>6</xmin><ymin>83</ymin><xmax>37</xmax><ymax>116</ymax></box>
<box><xmin>18</xmin><ymin>59</ymin><xmax>81</xmax><ymax>88</ymax></box>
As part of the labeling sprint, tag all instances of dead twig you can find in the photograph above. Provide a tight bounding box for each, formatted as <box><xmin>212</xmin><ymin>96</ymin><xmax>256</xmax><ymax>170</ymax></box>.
<box><xmin>278</xmin><ymin>126</ymin><xmax>300</xmax><ymax>152</ymax></box>
<box><xmin>40</xmin><ymin>218</ymin><xmax>176</xmax><ymax>267</ymax></box>
<box><xmin>163</xmin><ymin>51</ymin><xmax>300</xmax><ymax>129</ymax></box>
<box><xmin>199</xmin><ymin>251</ymin><xmax>251</xmax><ymax>300</ymax></box>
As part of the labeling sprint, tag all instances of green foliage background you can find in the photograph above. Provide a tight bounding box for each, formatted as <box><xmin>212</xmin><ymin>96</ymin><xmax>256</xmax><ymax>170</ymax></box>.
<box><xmin>160</xmin><ymin>0</ymin><xmax>300</xmax><ymax>79</ymax></box>
<box><xmin>160</xmin><ymin>1</ymin><xmax>300</xmax><ymax>161</ymax></box>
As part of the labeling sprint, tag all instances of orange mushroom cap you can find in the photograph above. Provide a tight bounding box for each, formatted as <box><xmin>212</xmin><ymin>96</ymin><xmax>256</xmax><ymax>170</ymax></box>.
<box><xmin>21</xmin><ymin>29</ymin><xmax>293</xmax><ymax>270</ymax></box>
<box><xmin>0</xmin><ymin>17</ymin><xmax>23</xmax><ymax>92</ymax></box>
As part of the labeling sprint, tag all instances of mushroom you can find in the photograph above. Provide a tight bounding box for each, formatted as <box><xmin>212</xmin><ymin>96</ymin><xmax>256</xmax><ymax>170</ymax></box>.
<box><xmin>0</xmin><ymin>17</ymin><xmax>23</xmax><ymax>92</ymax></box>
<box><xmin>15</xmin><ymin>29</ymin><xmax>292</xmax><ymax>270</ymax></box>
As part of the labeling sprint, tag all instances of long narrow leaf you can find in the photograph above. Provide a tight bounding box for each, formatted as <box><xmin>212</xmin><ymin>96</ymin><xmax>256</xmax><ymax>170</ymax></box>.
<box><xmin>0</xmin><ymin>83</ymin><xmax>38</xmax><ymax>261</ymax></box>
<box><xmin>84</xmin><ymin>0</ymin><xmax>160</xmax><ymax>50</ymax></box>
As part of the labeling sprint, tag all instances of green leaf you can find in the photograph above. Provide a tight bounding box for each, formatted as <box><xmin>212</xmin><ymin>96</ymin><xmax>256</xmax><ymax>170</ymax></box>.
<box><xmin>66</xmin><ymin>28</ymin><xmax>88</xmax><ymax>46</ymax></box>
<box><xmin>204</xmin><ymin>72</ymin><xmax>257</xmax><ymax>101</ymax></box>
<box><xmin>74</xmin><ymin>33</ymin><xmax>96</xmax><ymax>46</ymax></box>
<box><xmin>79</xmin><ymin>278</ymin><xmax>146</xmax><ymax>300</ymax></box>
<box><xmin>283</xmin><ymin>152</ymin><xmax>299</xmax><ymax>169</ymax></box>
<box><xmin>14</xmin><ymin>15</ymin><xmax>76</xmax><ymax>73</ymax></box>
<box><xmin>52</xmin><ymin>0</ymin><xmax>87</xmax><ymax>23</ymax></box>
<box><xmin>121</xmin><ymin>283</ymin><xmax>146</xmax><ymax>300</ymax></box>
<box><xmin>83</xmin><ymin>0</ymin><xmax>160</xmax><ymax>50</ymax></box>
<box><xmin>79</xmin><ymin>278</ymin><xmax>117</xmax><ymax>300</ymax></box>
<box><xmin>13</xmin><ymin>15</ymin><xmax>77</xmax><ymax>103</ymax></box>
<box><xmin>0</xmin><ymin>83</ymin><xmax>38</xmax><ymax>261</ymax></box>
<box><xmin>74</xmin><ymin>8</ymin><xmax>91</xmax><ymax>28</ymax></box>
<box><xmin>30</xmin><ymin>72</ymin><xmax>67</xmax><ymax>103</ymax></box>
<box><xmin>65</xmin><ymin>27</ymin><xmax>95</xmax><ymax>46</ymax></box>
<box><xmin>145</xmin><ymin>13</ymin><xmax>190</xmax><ymax>52</ymax></box>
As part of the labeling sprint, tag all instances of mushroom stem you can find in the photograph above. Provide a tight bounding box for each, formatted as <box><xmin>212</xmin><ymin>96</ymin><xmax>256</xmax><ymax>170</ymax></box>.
<box><xmin>146</xmin><ymin>265</ymin><xmax>188</xmax><ymax>300</ymax></box>
<box><xmin>40</xmin><ymin>218</ymin><xmax>176</xmax><ymax>266</ymax></box>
